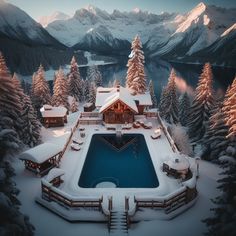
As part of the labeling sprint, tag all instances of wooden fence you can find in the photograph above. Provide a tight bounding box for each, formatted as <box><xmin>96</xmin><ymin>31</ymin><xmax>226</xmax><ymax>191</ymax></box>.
<box><xmin>133</xmin><ymin>186</ymin><xmax>197</xmax><ymax>215</ymax></box>
<box><xmin>41</xmin><ymin>181</ymin><xmax>103</xmax><ymax>211</ymax></box>
<box><xmin>58</xmin><ymin>115</ymin><xmax>81</xmax><ymax>162</ymax></box>
<box><xmin>156</xmin><ymin>112</ymin><xmax>179</xmax><ymax>153</ymax></box>
<box><xmin>80</xmin><ymin>112</ymin><xmax>101</xmax><ymax>118</ymax></box>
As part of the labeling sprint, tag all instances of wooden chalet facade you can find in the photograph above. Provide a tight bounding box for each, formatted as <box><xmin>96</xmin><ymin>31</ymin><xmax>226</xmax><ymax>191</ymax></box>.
<box><xmin>96</xmin><ymin>86</ymin><xmax>152</xmax><ymax>124</ymax></box>
<box><xmin>102</xmin><ymin>100</ymin><xmax>137</xmax><ymax>124</ymax></box>
<box><xmin>40</xmin><ymin>105</ymin><xmax>67</xmax><ymax>128</ymax></box>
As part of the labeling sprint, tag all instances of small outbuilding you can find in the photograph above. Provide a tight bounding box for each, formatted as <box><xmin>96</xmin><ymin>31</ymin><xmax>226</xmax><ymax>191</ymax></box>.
<box><xmin>83</xmin><ymin>102</ymin><xmax>95</xmax><ymax>112</ymax></box>
<box><xmin>40</xmin><ymin>105</ymin><xmax>67</xmax><ymax>128</ymax></box>
<box><xmin>19</xmin><ymin>143</ymin><xmax>62</xmax><ymax>176</ymax></box>
<box><xmin>163</xmin><ymin>154</ymin><xmax>191</xmax><ymax>179</ymax></box>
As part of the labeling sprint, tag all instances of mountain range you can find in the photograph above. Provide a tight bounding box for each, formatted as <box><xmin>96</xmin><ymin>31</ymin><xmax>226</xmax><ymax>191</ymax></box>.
<box><xmin>0</xmin><ymin>0</ymin><xmax>235</xmax><ymax>75</ymax></box>
<box><xmin>0</xmin><ymin>0</ymin><xmax>86</xmax><ymax>75</ymax></box>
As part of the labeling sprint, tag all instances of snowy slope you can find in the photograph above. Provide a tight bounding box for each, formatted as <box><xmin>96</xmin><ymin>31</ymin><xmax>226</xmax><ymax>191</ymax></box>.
<box><xmin>151</xmin><ymin>3</ymin><xmax>236</xmax><ymax>57</ymax></box>
<box><xmin>0</xmin><ymin>0</ymin><xmax>65</xmax><ymax>47</ymax></box>
<box><xmin>38</xmin><ymin>11</ymin><xmax>70</xmax><ymax>27</ymax></box>
<box><xmin>46</xmin><ymin>5</ymin><xmax>176</xmax><ymax>48</ymax></box>
<box><xmin>45</xmin><ymin>3</ymin><xmax>236</xmax><ymax>58</ymax></box>
<box><xmin>185</xmin><ymin>23</ymin><xmax>236</xmax><ymax>67</ymax></box>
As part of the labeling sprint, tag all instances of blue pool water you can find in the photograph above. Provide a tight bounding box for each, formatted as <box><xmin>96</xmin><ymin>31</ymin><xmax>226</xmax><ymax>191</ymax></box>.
<box><xmin>78</xmin><ymin>134</ymin><xmax>159</xmax><ymax>188</ymax></box>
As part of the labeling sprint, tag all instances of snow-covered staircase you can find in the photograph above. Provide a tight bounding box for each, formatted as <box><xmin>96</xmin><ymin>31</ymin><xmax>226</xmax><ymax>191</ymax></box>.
<box><xmin>109</xmin><ymin>197</ymin><xmax>129</xmax><ymax>235</ymax></box>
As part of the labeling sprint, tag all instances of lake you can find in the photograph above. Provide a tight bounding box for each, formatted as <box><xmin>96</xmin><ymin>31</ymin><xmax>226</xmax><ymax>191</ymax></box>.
<box><xmin>77</xmin><ymin>58</ymin><xmax>236</xmax><ymax>101</ymax></box>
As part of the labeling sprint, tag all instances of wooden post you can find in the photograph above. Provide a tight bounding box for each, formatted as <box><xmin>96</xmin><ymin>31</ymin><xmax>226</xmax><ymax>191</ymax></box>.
<box><xmin>125</xmin><ymin>196</ymin><xmax>129</xmax><ymax>211</ymax></box>
<box><xmin>108</xmin><ymin>196</ymin><xmax>113</xmax><ymax>211</ymax></box>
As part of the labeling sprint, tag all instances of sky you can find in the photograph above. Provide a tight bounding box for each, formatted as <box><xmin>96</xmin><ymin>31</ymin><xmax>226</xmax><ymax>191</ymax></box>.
<box><xmin>6</xmin><ymin>0</ymin><xmax>236</xmax><ymax>20</ymax></box>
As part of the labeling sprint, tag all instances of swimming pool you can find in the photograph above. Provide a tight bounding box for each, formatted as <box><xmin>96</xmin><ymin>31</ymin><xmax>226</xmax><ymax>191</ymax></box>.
<box><xmin>78</xmin><ymin>133</ymin><xmax>159</xmax><ymax>188</ymax></box>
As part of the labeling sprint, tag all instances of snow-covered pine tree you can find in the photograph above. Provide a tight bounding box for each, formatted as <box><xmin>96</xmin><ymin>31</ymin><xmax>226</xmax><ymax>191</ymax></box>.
<box><xmin>52</xmin><ymin>68</ymin><xmax>69</xmax><ymax>110</ymax></box>
<box><xmin>159</xmin><ymin>69</ymin><xmax>179</xmax><ymax>124</ymax></box>
<box><xmin>203</xmin><ymin>157</ymin><xmax>236</xmax><ymax>236</ymax></box>
<box><xmin>108</xmin><ymin>80</ymin><xmax>113</xmax><ymax>88</ymax></box>
<box><xmin>188</xmin><ymin>63</ymin><xmax>215</xmax><ymax>143</ymax></box>
<box><xmin>203</xmin><ymin>78</ymin><xmax>236</xmax><ymax>236</ymax></box>
<box><xmin>31</xmin><ymin>65</ymin><xmax>51</xmax><ymax>112</ymax></box>
<box><xmin>83</xmin><ymin>78</ymin><xmax>90</xmax><ymax>102</ymax></box>
<box><xmin>148</xmin><ymin>80</ymin><xmax>157</xmax><ymax>108</ymax></box>
<box><xmin>87</xmin><ymin>65</ymin><xmax>103</xmax><ymax>87</ymax></box>
<box><xmin>0</xmin><ymin>53</ymin><xmax>23</xmax><ymax>142</ymax></box>
<box><xmin>88</xmin><ymin>82</ymin><xmax>96</xmax><ymax>105</ymax></box>
<box><xmin>179</xmin><ymin>92</ymin><xmax>191</xmax><ymax>126</ymax></box>
<box><xmin>126</xmin><ymin>35</ymin><xmax>146</xmax><ymax>94</ymax></box>
<box><xmin>202</xmin><ymin>103</ymin><xmax>229</xmax><ymax>161</ymax></box>
<box><xmin>70</xmin><ymin>97</ymin><xmax>79</xmax><ymax>113</ymax></box>
<box><xmin>0</xmin><ymin>53</ymin><xmax>34</xmax><ymax>235</ymax></box>
<box><xmin>0</xmin><ymin>161</ymin><xmax>35</xmax><ymax>235</ymax></box>
<box><xmin>12</xmin><ymin>73</ymin><xmax>41</xmax><ymax>147</ymax></box>
<box><xmin>224</xmin><ymin>77</ymin><xmax>236</xmax><ymax>139</ymax></box>
<box><xmin>159</xmin><ymin>86</ymin><xmax>168</xmax><ymax>118</ymax></box>
<box><xmin>67</xmin><ymin>56</ymin><xmax>83</xmax><ymax>102</ymax></box>
<box><xmin>113</xmin><ymin>78</ymin><xmax>120</xmax><ymax>87</ymax></box>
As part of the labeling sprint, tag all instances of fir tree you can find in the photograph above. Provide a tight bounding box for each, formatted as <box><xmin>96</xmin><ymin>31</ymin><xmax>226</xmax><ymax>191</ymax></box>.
<box><xmin>159</xmin><ymin>69</ymin><xmax>179</xmax><ymax>124</ymax></box>
<box><xmin>67</xmin><ymin>56</ymin><xmax>83</xmax><ymax>102</ymax></box>
<box><xmin>148</xmin><ymin>80</ymin><xmax>157</xmax><ymax>108</ymax></box>
<box><xmin>83</xmin><ymin>78</ymin><xmax>90</xmax><ymax>102</ymax></box>
<box><xmin>188</xmin><ymin>63</ymin><xmax>215</xmax><ymax>143</ymax></box>
<box><xmin>31</xmin><ymin>65</ymin><xmax>51</xmax><ymax>112</ymax></box>
<box><xmin>70</xmin><ymin>97</ymin><xmax>78</xmax><ymax>113</ymax></box>
<box><xmin>159</xmin><ymin>86</ymin><xmax>168</xmax><ymax>118</ymax></box>
<box><xmin>126</xmin><ymin>35</ymin><xmax>146</xmax><ymax>94</ymax></box>
<box><xmin>52</xmin><ymin>68</ymin><xmax>69</xmax><ymax>110</ymax></box>
<box><xmin>87</xmin><ymin>65</ymin><xmax>103</xmax><ymax>87</ymax></box>
<box><xmin>179</xmin><ymin>92</ymin><xmax>191</xmax><ymax>126</ymax></box>
<box><xmin>203</xmin><ymin>159</ymin><xmax>236</xmax><ymax>236</ymax></box>
<box><xmin>0</xmin><ymin>53</ymin><xmax>22</xmax><ymax>142</ymax></box>
<box><xmin>108</xmin><ymin>80</ymin><xmax>113</xmax><ymax>88</ymax></box>
<box><xmin>224</xmin><ymin>77</ymin><xmax>236</xmax><ymax>139</ymax></box>
<box><xmin>12</xmin><ymin>74</ymin><xmax>41</xmax><ymax>147</ymax></box>
<box><xmin>113</xmin><ymin>78</ymin><xmax>120</xmax><ymax>87</ymax></box>
<box><xmin>88</xmin><ymin>82</ymin><xmax>96</xmax><ymax>105</ymax></box>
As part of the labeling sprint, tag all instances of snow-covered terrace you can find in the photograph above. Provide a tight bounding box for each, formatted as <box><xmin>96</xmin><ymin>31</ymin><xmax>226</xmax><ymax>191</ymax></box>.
<box><xmin>31</xmin><ymin>110</ymin><xmax>197</xmax><ymax>221</ymax></box>
<box><xmin>13</xmin><ymin>109</ymin><xmax>222</xmax><ymax>236</ymax></box>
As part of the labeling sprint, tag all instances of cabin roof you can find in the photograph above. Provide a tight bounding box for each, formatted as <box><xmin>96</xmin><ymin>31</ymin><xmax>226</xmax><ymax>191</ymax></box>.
<box><xmin>18</xmin><ymin>143</ymin><xmax>62</xmax><ymax>164</ymax></box>
<box><xmin>99</xmin><ymin>86</ymin><xmax>138</xmax><ymax>113</ymax></box>
<box><xmin>40</xmin><ymin>105</ymin><xmax>67</xmax><ymax>118</ymax></box>
<box><xmin>96</xmin><ymin>86</ymin><xmax>152</xmax><ymax>113</ymax></box>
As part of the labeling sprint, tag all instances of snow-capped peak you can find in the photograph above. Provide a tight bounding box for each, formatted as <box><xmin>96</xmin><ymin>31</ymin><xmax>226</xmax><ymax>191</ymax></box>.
<box><xmin>38</xmin><ymin>11</ymin><xmax>70</xmax><ymax>27</ymax></box>
<box><xmin>175</xmin><ymin>2</ymin><xmax>207</xmax><ymax>33</ymax></box>
<box><xmin>221</xmin><ymin>23</ymin><xmax>236</xmax><ymax>37</ymax></box>
<box><xmin>84</xmin><ymin>4</ymin><xmax>98</xmax><ymax>15</ymax></box>
<box><xmin>132</xmin><ymin>7</ymin><xmax>141</xmax><ymax>13</ymax></box>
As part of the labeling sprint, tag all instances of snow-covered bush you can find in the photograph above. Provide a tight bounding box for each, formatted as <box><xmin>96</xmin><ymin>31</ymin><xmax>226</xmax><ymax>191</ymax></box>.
<box><xmin>170</xmin><ymin>125</ymin><xmax>193</xmax><ymax>156</ymax></box>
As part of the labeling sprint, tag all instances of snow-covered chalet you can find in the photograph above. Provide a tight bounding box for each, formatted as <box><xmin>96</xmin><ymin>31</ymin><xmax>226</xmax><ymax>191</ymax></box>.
<box><xmin>95</xmin><ymin>85</ymin><xmax>152</xmax><ymax>124</ymax></box>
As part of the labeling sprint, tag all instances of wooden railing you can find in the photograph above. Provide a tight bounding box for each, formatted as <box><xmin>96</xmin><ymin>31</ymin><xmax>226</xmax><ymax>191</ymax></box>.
<box><xmin>133</xmin><ymin>186</ymin><xmax>197</xmax><ymax>215</ymax></box>
<box><xmin>80</xmin><ymin>112</ymin><xmax>101</xmax><ymax>118</ymax></box>
<box><xmin>41</xmin><ymin>180</ymin><xmax>103</xmax><ymax>211</ymax></box>
<box><xmin>144</xmin><ymin>111</ymin><xmax>158</xmax><ymax>117</ymax></box>
<box><xmin>156</xmin><ymin>112</ymin><xmax>179</xmax><ymax>153</ymax></box>
<box><xmin>107</xmin><ymin>196</ymin><xmax>113</xmax><ymax>231</ymax></box>
<box><xmin>58</xmin><ymin>115</ymin><xmax>81</xmax><ymax>162</ymax></box>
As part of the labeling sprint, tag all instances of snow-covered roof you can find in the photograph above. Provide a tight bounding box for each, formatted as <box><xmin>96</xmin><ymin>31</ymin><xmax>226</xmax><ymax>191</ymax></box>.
<box><xmin>133</xmin><ymin>92</ymin><xmax>152</xmax><ymax>105</ymax></box>
<box><xmin>40</xmin><ymin>106</ymin><xmax>67</xmax><ymax>118</ymax></box>
<box><xmin>19</xmin><ymin>143</ymin><xmax>62</xmax><ymax>164</ymax></box>
<box><xmin>45</xmin><ymin>168</ymin><xmax>65</xmax><ymax>182</ymax></box>
<box><xmin>165</xmin><ymin>153</ymin><xmax>190</xmax><ymax>171</ymax></box>
<box><xmin>96</xmin><ymin>86</ymin><xmax>152</xmax><ymax>114</ymax></box>
<box><xmin>99</xmin><ymin>86</ymin><xmax>138</xmax><ymax>113</ymax></box>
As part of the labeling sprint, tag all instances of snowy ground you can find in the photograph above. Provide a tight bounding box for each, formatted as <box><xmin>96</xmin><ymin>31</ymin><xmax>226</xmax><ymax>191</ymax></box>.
<box><xmin>12</xmin><ymin>111</ymin><xmax>221</xmax><ymax>236</ymax></box>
